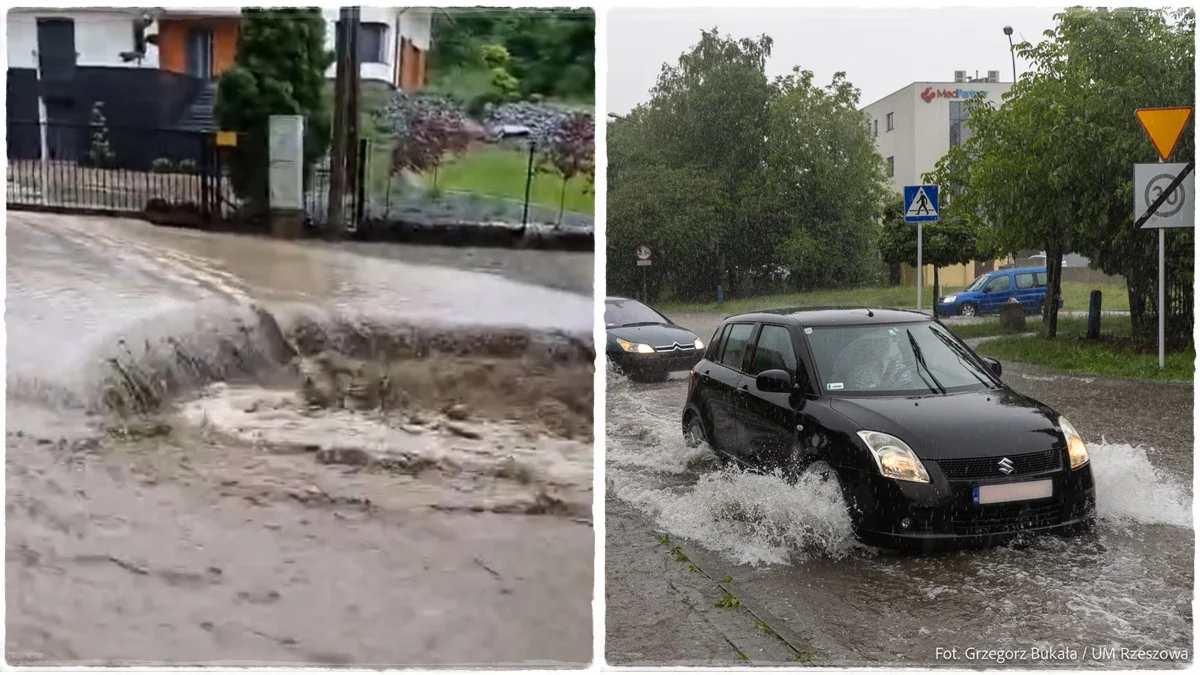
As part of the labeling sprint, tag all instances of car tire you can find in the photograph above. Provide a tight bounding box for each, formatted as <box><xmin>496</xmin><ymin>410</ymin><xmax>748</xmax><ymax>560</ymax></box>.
<box><xmin>959</xmin><ymin>302</ymin><xmax>978</xmax><ymax>317</ymax></box>
<box><xmin>683</xmin><ymin>414</ymin><xmax>707</xmax><ymax>449</ymax></box>
<box><xmin>1035</xmin><ymin>300</ymin><xmax>1045</xmax><ymax>317</ymax></box>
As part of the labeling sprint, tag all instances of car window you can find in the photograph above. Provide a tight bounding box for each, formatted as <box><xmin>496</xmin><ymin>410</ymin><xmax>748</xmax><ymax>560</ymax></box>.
<box><xmin>604</xmin><ymin>299</ymin><xmax>670</xmax><ymax>327</ymax></box>
<box><xmin>807</xmin><ymin>322</ymin><xmax>996</xmax><ymax>396</ymax></box>
<box><xmin>718</xmin><ymin>323</ymin><xmax>754</xmax><ymax>371</ymax></box>
<box><xmin>706</xmin><ymin>324</ymin><xmax>729</xmax><ymax>361</ymax></box>
<box><xmin>750</xmin><ymin>325</ymin><xmax>798</xmax><ymax>376</ymax></box>
<box><xmin>1015</xmin><ymin>273</ymin><xmax>1035</xmax><ymax>289</ymax></box>
<box><xmin>964</xmin><ymin>274</ymin><xmax>989</xmax><ymax>292</ymax></box>
<box><xmin>986</xmin><ymin>275</ymin><xmax>1011</xmax><ymax>292</ymax></box>
<box><xmin>1035</xmin><ymin>272</ymin><xmax>1047</xmax><ymax>287</ymax></box>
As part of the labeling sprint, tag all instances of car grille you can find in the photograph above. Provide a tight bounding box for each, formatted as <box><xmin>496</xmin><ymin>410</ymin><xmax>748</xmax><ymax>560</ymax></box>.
<box><xmin>937</xmin><ymin>448</ymin><xmax>1063</xmax><ymax>482</ymax></box>
<box><xmin>949</xmin><ymin>501</ymin><xmax>1064</xmax><ymax>536</ymax></box>
<box><xmin>653</xmin><ymin>343</ymin><xmax>696</xmax><ymax>353</ymax></box>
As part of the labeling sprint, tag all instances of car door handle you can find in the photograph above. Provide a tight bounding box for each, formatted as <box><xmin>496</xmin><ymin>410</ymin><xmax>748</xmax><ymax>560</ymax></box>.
<box><xmin>737</xmin><ymin>385</ymin><xmax>749</xmax><ymax>395</ymax></box>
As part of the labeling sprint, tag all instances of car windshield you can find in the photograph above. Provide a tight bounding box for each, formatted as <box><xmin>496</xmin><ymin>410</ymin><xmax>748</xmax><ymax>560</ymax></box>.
<box><xmin>605</xmin><ymin>299</ymin><xmax>670</xmax><ymax>327</ymax></box>
<box><xmin>963</xmin><ymin>274</ymin><xmax>990</xmax><ymax>292</ymax></box>
<box><xmin>806</xmin><ymin>322</ymin><xmax>998</xmax><ymax>396</ymax></box>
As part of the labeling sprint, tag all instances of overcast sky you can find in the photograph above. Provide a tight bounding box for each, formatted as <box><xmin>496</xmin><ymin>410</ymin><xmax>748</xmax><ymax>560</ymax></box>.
<box><xmin>607</xmin><ymin>7</ymin><xmax>1065</xmax><ymax>114</ymax></box>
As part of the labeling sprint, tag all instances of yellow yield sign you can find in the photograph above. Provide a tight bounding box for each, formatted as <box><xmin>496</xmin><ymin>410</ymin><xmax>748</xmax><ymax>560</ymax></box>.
<box><xmin>1134</xmin><ymin>107</ymin><xmax>1192</xmax><ymax>162</ymax></box>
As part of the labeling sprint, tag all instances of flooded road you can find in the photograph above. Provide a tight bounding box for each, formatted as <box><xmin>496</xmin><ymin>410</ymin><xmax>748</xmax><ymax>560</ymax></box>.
<box><xmin>7</xmin><ymin>212</ymin><xmax>595</xmax><ymax>666</ymax></box>
<box><xmin>606</xmin><ymin>312</ymin><xmax>1192</xmax><ymax>668</ymax></box>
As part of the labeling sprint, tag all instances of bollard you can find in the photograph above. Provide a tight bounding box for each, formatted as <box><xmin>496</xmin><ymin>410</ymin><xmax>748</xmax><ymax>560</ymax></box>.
<box><xmin>717</xmin><ymin>285</ymin><xmax>724</xmax><ymax>309</ymax></box>
<box><xmin>1086</xmin><ymin>290</ymin><xmax>1102</xmax><ymax>340</ymax></box>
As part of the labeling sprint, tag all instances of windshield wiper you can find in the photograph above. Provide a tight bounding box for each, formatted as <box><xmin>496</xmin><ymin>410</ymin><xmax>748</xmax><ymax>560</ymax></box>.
<box><xmin>906</xmin><ymin>329</ymin><xmax>946</xmax><ymax>395</ymax></box>
<box><xmin>928</xmin><ymin>327</ymin><xmax>996</xmax><ymax>389</ymax></box>
<box><xmin>617</xmin><ymin>321</ymin><xmax>665</xmax><ymax>327</ymax></box>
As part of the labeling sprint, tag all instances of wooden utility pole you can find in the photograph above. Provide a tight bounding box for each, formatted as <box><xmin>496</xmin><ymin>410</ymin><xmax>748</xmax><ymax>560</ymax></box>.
<box><xmin>327</xmin><ymin>7</ymin><xmax>353</xmax><ymax>237</ymax></box>
<box><xmin>345</xmin><ymin>6</ymin><xmax>362</xmax><ymax>229</ymax></box>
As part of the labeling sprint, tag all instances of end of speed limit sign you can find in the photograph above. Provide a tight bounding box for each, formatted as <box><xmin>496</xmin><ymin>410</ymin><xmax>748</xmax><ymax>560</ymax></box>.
<box><xmin>1135</xmin><ymin>163</ymin><xmax>1195</xmax><ymax>229</ymax></box>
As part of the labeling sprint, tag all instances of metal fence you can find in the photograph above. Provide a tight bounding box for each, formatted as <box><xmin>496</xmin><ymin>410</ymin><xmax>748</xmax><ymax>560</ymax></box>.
<box><xmin>350</xmin><ymin>136</ymin><xmax>595</xmax><ymax>233</ymax></box>
<box><xmin>6</xmin><ymin>120</ymin><xmax>238</xmax><ymax>221</ymax></box>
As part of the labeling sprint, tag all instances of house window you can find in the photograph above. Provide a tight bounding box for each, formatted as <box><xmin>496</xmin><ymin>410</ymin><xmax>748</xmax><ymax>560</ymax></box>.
<box><xmin>874</xmin><ymin>119</ymin><xmax>879</xmax><ymax>136</ymax></box>
<box><xmin>336</xmin><ymin>21</ymin><xmax>387</xmax><ymax>64</ymax></box>
<box><xmin>886</xmin><ymin>112</ymin><xmax>894</xmax><ymax>132</ymax></box>
<box><xmin>886</xmin><ymin>156</ymin><xmax>894</xmax><ymax>178</ymax></box>
<box><xmin>358</xmin><ymin>22</ymin><xmax>386</xmax><ymax>64</ymax></box>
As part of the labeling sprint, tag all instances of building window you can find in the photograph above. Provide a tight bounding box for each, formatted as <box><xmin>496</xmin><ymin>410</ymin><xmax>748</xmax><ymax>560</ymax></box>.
<box><xmin>949</xmin><ymin>100</ymin><xmax>971</xmax><ymax>148</ymax></box>
<box><xmin>874</xmin><ymin>119</ymin><xmax>879</xmax><ymax>136</ymax></box>
<box><xmin>886</xmin><ymin>112</ymin><xmax>894</xmax><ymax>132</ymax></box>
<box><xmin>336</xmin><ymin>21</ymin><xmax>388</xmax><ymax>64</ymax></box>
<box><xmin>886</xmin><ymin>156</ymin><xmax>894</xmax><ymax>178</ymax></box>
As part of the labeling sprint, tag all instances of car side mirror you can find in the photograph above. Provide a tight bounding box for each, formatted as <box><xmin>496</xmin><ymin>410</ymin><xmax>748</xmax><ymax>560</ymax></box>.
<box><xmin>981</xmin><ymin>287</ymin><xmax>991</xmax><ymax>293</ymax></box>
<box><xmin>982</xmin><ymin>356</ymin><xmax>1002</xmax><ymax>377</ymax></box>
<box><xmin>756</xmin><ymin>369</ymin><xmax>793</xmax><ymax>393</ymax></box>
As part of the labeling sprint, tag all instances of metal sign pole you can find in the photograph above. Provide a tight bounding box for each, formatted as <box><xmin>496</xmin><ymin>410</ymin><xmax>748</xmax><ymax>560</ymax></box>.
<box><xmin>917</xmin><ymin>222</ymin><xmax>923</xmax><ymax>313</ymax></box>
<box><xmin>1158</xmin><ymin>157</ymin><xmax>1165</xmax><ymax>369</ymax></box>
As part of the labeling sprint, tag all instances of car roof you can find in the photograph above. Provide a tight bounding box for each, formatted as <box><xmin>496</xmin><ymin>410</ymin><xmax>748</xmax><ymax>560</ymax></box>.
<box><xmin>993</xmin><ymin>267</ymin><xmax>1047</xmax><ymax>274</ymax></box>
<box><xmin>721</xmin><ymin>306</ymin><xmax>932</xmax><ymax>328</ymax></box>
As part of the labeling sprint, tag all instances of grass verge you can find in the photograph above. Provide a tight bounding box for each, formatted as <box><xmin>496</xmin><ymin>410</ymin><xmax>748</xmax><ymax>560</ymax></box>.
<box><xmin>974</xmin><ymin>335</ymin><xmax>1193</xmax><ymax>382</ymax></box>
<box><xmin>656</xmin><ymin>281</ymin><xmax>1130</xmax><ymax>316</ymax></box>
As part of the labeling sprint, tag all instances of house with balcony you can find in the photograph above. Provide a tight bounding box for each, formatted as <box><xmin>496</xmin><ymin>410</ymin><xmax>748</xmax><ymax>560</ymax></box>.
<box><xmin>6</xmin><ymin>6</ymin><xmax>432</xmax><ymax>148</ymax></box>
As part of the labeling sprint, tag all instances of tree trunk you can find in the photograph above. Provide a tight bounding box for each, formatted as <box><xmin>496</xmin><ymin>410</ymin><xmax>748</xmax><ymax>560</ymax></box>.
<box><xmin>1042</xmin><ymin>243</ymin><xmax>1064</xmax><ymax>339</ymax></box>
<box><xmin>888</xmin><ymin>262</ymin><xmax>901</xmax><ymax>287</ymax></box>
<box><xmin>558</xmin><ymin>178</ymin><xmax>568</xmax><ymax>228</ymax></box>
<box><xmin>932</xmin><ymin>266</ymin><xmax>940</xmax><ymax>318</ymax></box>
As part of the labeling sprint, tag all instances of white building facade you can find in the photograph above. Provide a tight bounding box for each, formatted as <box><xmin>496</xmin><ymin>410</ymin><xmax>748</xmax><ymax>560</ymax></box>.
<box><xmin>863</xmin><ymin>74</ymin><xmax>1012</xmax><ymax>193</ymax></box>
<box><xmin>862</xmin><ymin>72</ymin><xmax>1013</xmax><ymax>287</ymax></box>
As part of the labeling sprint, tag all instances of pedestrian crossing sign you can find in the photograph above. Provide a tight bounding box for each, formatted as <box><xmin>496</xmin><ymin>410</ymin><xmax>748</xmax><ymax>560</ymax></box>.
<box><xmin>903</xmin><ymin>185</ymin><xmax>939</xmax><ymax>223</ymax></box>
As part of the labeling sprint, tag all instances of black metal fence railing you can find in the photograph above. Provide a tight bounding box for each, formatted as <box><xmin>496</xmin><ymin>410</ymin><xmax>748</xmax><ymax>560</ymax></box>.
<box><xmin>6</xmin><ymin>120</ymin><xmax>238</xmax><ymax>220</ymax></box>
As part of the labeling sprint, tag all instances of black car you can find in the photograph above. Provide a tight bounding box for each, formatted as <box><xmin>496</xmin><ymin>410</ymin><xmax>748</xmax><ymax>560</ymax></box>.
<box><xmin>605</xmin><ymin>296</ymin><xmax>704</xmax><ymax>382</ymax></box>
<box><xmin>682</xmin><ymin>307</ymin><xmax>1095</xmax><ymax>550</ymax></box>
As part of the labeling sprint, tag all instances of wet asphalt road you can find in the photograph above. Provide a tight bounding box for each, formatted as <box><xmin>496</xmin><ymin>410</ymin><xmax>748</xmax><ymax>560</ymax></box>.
<box><xmin>6</xmin><ymin>212</ymin><xmax>595</xmax><ymax>667</ymax></box>
<box><xmin>606</xmin><ymin>312</ymin><xmax>1193</xmax><ymax>668</ymax></box>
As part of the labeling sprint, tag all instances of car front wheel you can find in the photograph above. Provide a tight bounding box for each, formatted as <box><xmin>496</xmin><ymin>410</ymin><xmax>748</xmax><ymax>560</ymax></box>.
<box><xmin>959</xmin><ymin>302</ymin><xmax>978</xmax><ymax>317</ymax></box>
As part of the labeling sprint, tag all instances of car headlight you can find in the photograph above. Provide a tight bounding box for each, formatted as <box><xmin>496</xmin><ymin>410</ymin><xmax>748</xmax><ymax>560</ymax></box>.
<box><xmin>618</xmin><ymin>339</ymin><xmax>655</xmax><ymax>354</ymax></box>
<box><xmin>693</xmin><ymin>338</ymin><xmax>704</xmax><ymax>350</ymax></box>
<box><xmin>1058</xmin><ymin>416</ymin><xmax>1089</xmax><ymax>469</ymax></box>
<box><xmin>942</xmin><ymin>295</ymin><xmax>957</xmax><ymax>303</ymax></box>
<box><xmin>856</xmin><ymin>430</ymin><xmax>931</xmax><ymax>483</ymax></box>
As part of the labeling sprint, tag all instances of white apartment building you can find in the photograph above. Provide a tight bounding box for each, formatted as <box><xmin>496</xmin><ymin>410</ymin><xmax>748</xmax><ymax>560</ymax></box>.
<box><xmin>862</xmin><ymin>70</ymin><xmax>1013</xmax><ymax>287</ymax></box>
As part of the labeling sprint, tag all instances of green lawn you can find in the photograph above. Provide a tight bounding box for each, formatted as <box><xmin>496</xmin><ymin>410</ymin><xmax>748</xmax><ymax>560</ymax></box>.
<box><xmin>945</xmin><ymin>313</ymin><xmax>1192</xmax><ymax>382</ymax></box>
<box><xmin>946</xmin><ymin>314</ymin><xmax>1130</xmax><ymax>341</ymax></box>
<box><xmin>974</xmin><ymin>334</ymin><xmax>1194</xmax><ymax>382</ymax></box>
<box><xmin>657</xmin><ymin>281</ymin><xmax>1130</xmax><ymax>315</ymax></box>
<box><xmin>426</xmin><ymin>145</ymin><xmax>594</xmax><ymax>214</ymax></box>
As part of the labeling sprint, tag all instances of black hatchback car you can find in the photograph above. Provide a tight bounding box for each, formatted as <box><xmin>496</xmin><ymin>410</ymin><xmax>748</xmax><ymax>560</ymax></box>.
<box><xmin>682</xmin><ymin>307</ymin><xmax>1096</xmax><ymax>550</ymax></box>
<box><xmin>605</xmin><ymin>296</ymin><xmax>704</xmax><ymax>382</ymax></box>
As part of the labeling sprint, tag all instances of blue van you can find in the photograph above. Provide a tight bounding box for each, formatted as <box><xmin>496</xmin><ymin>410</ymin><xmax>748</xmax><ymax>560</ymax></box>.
<box><xmin>936</xmin><ymin>267</ymin><xmax>1064</xmax><ymax>317</ymax></box>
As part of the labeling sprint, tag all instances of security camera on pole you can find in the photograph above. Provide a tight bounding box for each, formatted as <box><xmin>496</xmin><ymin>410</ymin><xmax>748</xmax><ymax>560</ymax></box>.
<box><xmin>903</xmin><ymin>184</ymin><xmax>940</xmax><ymax>314</ymax></box>
<box><xmin>1131</xmin><ymin>106</ymin><xmax>1194</xmax><ymax>369</ymax></box>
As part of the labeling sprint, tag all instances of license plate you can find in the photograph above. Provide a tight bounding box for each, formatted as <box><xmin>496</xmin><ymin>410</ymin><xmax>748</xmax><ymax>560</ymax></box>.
<box><xmin>973</xmin><ymin>479</ymin><xmax>1053</xmax><ymax>505</ymax></box>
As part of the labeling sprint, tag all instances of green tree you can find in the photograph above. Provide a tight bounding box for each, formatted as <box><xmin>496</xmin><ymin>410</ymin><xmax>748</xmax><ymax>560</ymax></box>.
<box><xmin>954</xmin><ymin>7</ymin><xmax>1194</xmax><ymax>341</ymax></box>
<box><xmin>606</xmin><ymin>30</ymin><xmax>889</xmax><ymax>301</ymax></box>
<box><xmin>87</xmin><ymin>101</ymin><xmax>115</xmax><ymax>168</ymax></box>
<box><xmin>214</xmin><ymin>8</ymin><xmax>333</xmax><ymax>214</ymax></box>
<box><xmin>766</xmin><ymin>69</ymin><xmax>888</xmax><ymax>290</ymax></box>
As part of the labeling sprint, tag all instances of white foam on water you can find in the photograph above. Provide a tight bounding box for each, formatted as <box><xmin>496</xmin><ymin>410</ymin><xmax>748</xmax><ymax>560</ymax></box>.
<box><xmin>1088</xmin><ymin>441</ymin><xmax>1192</xmax><ymax>528</ymax></box>
<box><xmin>607</xmin><ymin>377</ymin><xmax>862</xmax><ymax>566</ymax></box>
<box><xmin>609</xmin><ymin>372</ymin><xmax>1192</xmax><ymax>569</ymax></box>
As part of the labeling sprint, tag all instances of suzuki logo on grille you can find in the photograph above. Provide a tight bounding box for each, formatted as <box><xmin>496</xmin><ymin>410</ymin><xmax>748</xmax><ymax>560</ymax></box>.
<box><xmin>998</xmin><ymin>457</ymin><xmax>1015</xmax><ymax>475</ymax></box>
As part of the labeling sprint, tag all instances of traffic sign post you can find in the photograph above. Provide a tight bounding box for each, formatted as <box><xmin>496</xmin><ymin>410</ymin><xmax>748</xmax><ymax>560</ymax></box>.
<box><xmin>904</xmin><ymin>185</ymin><xmax>940</xmax><ymax>314</ymax></box>
<box><xmin>1132</xmin><ymin>107</ymin><xmax>1194</xmax><ymax>369</ymax></box>
<box><xmin>635</xmin><ymin>244</ymin><xmax>653</xmax><ymax>302</ymax></box>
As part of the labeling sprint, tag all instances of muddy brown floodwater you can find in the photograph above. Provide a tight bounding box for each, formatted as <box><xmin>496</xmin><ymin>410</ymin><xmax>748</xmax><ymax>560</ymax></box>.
<box><xmin>6</xmin><ymin>212</ymin><xmax>596</xmax><ymax>667</ymax></box>
<box><xmin>607</xmin><ymin>311</ymin><xmax>1192</xmax><ymax>669</ymax></box>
